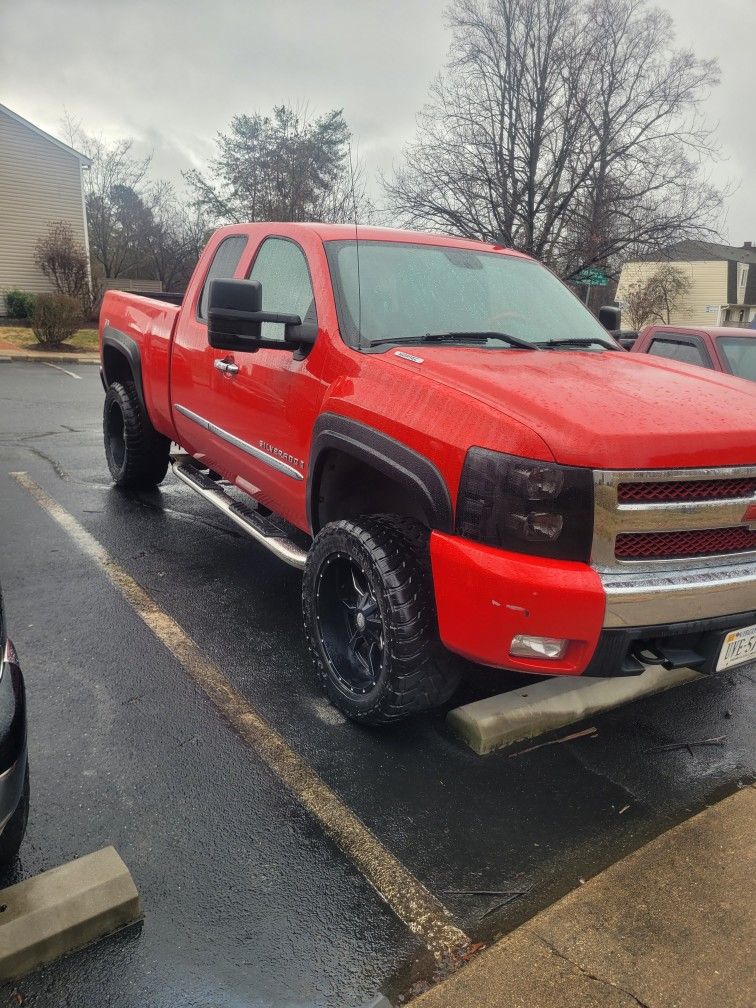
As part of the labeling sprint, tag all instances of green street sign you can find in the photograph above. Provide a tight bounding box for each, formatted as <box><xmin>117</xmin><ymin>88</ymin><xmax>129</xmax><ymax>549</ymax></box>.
<box><xmin>575</xmin><ymin>267</ymin><xmax>610</xmax><ymax>287</ymax></box>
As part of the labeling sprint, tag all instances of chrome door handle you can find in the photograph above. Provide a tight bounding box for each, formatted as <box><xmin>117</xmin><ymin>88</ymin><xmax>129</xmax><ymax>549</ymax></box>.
<box><xmin>214</xmin><ymin>359</ymin><xmax>239</xmax><ymax>375</ymax></box>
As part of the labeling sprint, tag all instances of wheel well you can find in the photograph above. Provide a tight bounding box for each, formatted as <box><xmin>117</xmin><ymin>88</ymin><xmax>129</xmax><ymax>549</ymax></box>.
<box><xmin>102</xmin><ymin>344</ymin><xmax>135</xmax><ymax>388</ymax></box>
<box><xmin>312</xmin><ymin>449</ymin><xmax>432</xmax><ymax>532</ymax></box>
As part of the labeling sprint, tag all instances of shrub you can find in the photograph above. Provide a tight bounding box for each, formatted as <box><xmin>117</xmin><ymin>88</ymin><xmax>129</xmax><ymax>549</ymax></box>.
<box><xmin>31</xmin><ymin>293</ymin><xmax>82</xmax><ymax>346</ymax></box>
<box><xmin>4</xmin><ymin>289</ymin><xmax>36</xmax><ymax>319</ymax></box>
<box><xmin>34</xmin><ymin>222</ymin><xmax>91</xmax><ymax>311</ymax></box>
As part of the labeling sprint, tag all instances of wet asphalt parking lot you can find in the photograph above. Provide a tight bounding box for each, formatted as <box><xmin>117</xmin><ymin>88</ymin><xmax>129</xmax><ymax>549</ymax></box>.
<box><xmin>0</xmin><ymin>358</ymin><xmax>754</xmax><ymax>1007</ymax></box>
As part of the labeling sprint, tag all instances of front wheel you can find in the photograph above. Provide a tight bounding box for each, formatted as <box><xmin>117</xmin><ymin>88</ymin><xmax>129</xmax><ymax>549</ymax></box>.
<box><xmin>302</xmin><ymin>517</ymin><xmax>461</xmax><ymax>724</ymax></box>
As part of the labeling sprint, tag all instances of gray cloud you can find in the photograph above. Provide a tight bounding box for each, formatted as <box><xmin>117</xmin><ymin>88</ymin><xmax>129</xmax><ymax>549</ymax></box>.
<box><xmin>1</xmin><ymin>0</ymin><xmax>752</xmax><ymax>242</ymax></box>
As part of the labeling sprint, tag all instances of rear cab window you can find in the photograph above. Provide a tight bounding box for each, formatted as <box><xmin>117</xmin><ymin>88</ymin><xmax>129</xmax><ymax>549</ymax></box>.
<box><xmin>197</xmin><ymin>234</ymin><xmax>248</xmax><ymax>322</ymax></box>
<box><xmin>647</xmin><ymin>334</ymin><xmax>712</xmax><ymax>368</ymax></box>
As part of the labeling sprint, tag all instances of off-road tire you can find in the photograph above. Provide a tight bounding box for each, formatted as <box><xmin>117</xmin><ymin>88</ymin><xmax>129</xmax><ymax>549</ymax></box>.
<box><xmin>302</xmin><ymin>516</ymin><xmax>461</xmax><ymax>724</ymax></box>
<box><xmin>104</xmin><ymin>381</ymin><xmax>170</xmax><ymax>489</ymax></box>
<box><xmin>0</xmin><ymin>761</ymin><xmax>29</xmax><ymax>865</ymax></box>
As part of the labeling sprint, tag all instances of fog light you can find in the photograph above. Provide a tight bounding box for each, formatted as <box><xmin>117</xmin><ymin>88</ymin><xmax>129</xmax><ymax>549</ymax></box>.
<box><xmin>510</xmin><ymin>634</ymin><xmax>568</xmax><ymax>659</ymax></box>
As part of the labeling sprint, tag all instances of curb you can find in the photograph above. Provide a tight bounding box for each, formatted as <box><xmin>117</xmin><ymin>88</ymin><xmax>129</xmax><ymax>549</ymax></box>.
<box><xmin>0</xmin><ymin>846</ymin><xmax>141</xmax><ymax>981</ymax></box>
<box><xmin>0</xmin><ymin>353</ymin><xmax>99</xmax><ymax>364</ymax></box>
<box><xmin>447</xmin><ymin>663</ymin><xmax>702</xmax><ymax>755</ymax></box>
<box><xmin>411</xmin><ymin>787</ymin><xmax>756</xmax><ymax>1007</ymax></box>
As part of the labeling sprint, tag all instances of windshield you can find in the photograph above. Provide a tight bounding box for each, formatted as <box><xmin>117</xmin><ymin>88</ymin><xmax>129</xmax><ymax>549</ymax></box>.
<box><xmin>324</xmin><ymin>239</ymin><xmax>614</xmax><ymax>350</ymax></box>
<box><xmin>718</xmin><ymin>336</ymin><xmax>756</xmax><ymax>382</ymax></box>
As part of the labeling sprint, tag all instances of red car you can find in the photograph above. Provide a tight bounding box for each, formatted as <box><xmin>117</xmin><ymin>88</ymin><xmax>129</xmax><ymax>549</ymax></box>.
<box><xmin>97</xmin><ymin>224</ymin><xmax>756</xmax><ymax>724</ymax></box>
<box><xmin>632</xmin><ymin>324</ymin><xmax>756</xmax><ymax>382</ymax></box>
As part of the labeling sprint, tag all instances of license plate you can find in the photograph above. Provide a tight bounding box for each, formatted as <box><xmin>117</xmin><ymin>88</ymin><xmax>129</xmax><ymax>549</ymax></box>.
<box><xmin>716</xmin><ymin>623</ymin><xmax>756</xmax><ymax>672</ymax></box>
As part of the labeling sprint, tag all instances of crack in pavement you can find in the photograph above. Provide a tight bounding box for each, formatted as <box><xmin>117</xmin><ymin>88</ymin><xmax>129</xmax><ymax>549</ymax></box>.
<box><xmin>532</xmin><ymin>932</ymin><xmax>653</xmax><ymax>1008</ymax></box>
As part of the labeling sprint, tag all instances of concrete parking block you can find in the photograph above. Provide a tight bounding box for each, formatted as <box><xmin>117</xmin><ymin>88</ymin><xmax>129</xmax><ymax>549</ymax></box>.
<box><xmin>0</xmin><ymin>846</ymin><xmax>141</xmax><ymax>981</ymax></box>
<box><xmin>447</xmin><ymin>664</ymin><xmax>702</xmax><ymax>755</ymax></box>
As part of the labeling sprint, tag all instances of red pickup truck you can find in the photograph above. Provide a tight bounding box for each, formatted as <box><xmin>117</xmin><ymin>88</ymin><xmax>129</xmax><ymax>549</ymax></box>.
<box><xmin>631</xmin><ymin>324</ymin><xmax>756</xmax><ymax>382</ymax></box>
<box><xmin>98</xmin><ymin>223</ymin><xmax>756</xmax><ymax>724</ymax></box>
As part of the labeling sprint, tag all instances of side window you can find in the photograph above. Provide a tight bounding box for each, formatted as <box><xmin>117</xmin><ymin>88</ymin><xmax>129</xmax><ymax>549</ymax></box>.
<box><xmin>648</xmin><ymin>338</ymin><xmax>707</xmax><ymax>367</ymax></box>
<box><xmin>198</xmin><ymin>235</ymin><xmax>248</xmax><ymax>322</ymax></box>
<box><xmin>249</xmin><ymin>238</ymin><xmax>316</xmax><ymax>340</ymax></box>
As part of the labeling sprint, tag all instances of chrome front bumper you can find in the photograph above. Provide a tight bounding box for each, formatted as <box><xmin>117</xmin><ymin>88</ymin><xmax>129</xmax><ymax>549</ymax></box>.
<box><xmin>602</xmin><ymin>558</ymin><xmax>756</xmax><ymax>628</ymax></box>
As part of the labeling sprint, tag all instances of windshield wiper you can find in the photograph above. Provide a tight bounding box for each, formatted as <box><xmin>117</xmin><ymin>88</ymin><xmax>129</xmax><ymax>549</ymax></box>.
<box><xmin>423</xmin><ymin>330</ymin><xmax>539</xmax><ymax>349</ymax></box>
<box><xmin>368</xmin><ymin>330</ymin><xmax>538</xmax><ymax>350</ymax></box>
<box><xmin>534</xmin><ymin>338</ymin><xmax>618</xmax><ymax>350</ymax></box>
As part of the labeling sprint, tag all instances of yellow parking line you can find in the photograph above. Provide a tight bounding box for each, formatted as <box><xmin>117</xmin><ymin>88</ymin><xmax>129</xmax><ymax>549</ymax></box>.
<box><xmin>10</xmin><ymin>471</ymin><xmax>470</xmax><ymax>959</ymax></box>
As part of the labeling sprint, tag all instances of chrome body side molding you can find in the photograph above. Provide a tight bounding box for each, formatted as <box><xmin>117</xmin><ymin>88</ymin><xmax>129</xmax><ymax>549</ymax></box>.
<box><xmin>174</xmin><ymin>404</ymin><xmax>304</xmax><ymax>481</ymax></box>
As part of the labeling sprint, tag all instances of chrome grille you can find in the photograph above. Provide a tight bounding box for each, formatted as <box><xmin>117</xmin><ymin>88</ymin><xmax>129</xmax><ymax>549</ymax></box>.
<box><xmin>617</xmin><ymin>477</ymin><xmax>756</xmax><ymax>504</ymax></box>
<box><xmin>592</xmin><ymin>465</ymin><xmax>756</xmax><ymax>573</ymax></box>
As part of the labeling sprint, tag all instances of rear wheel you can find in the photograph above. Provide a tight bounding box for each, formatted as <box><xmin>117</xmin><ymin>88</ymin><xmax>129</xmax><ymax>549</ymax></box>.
<box><xmin>104</xmin><ymin>381</ymin><xmax>170</xmax><ymax>489</ymax></box>
<box><xmin>302</xmin><ymin>516</ymin><xmax>461</xmax><ymax>724</ymax></box>
<box><xmin>0</xmin><ymin>761</ymin><xmax>29</xmax><ymax>866</ymax></box>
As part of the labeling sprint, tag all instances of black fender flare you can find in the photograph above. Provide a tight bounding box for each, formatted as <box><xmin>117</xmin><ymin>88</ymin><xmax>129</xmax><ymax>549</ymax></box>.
<box><xmin>307</xmin><ymin>413</ymin><xmax>454</xmax><ymax>534</ymax></box>
<box><xmin>100</xmin><ymin>325</ymin><xmax>146</xmax><ymax>417</ymax></box>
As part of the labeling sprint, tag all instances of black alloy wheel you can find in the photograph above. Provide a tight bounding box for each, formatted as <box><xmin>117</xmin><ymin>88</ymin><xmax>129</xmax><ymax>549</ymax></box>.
<box><xmin>315</xmin><ymin>552</ymin><xmax>385</xmax><ymax>696</ymax></box>
<box><xmin>302</xmin><ymin>516</ymin><xmax>462</xmax><ymax>724</ymax></box>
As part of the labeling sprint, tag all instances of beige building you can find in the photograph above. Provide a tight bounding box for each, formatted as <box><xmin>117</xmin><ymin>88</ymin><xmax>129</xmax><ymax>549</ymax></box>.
<box><xmin>616</xmin><ymin>241</ymin><xmax>756</xmax><ymax>328</ymax></box>
<box><xmin>0</xmin><ymin>103</ymin><xmax>91</xmax><ymax>313</ymax></box>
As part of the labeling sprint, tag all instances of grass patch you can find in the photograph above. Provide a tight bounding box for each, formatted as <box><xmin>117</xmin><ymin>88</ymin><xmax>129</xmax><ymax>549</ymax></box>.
<box><xmin>0</xmin><ymin>326</ymin><xmax>99</xmax><ymax>353</ymax></box>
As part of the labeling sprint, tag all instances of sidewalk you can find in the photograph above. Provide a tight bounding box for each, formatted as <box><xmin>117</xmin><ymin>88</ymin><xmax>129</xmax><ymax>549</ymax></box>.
<box><xmin>413</xmin><ymin>786</ymin><xmax>755</xmax><ymax>1008</ymax></box>
<box><xmin>0</xmin><ymin>339</ymin><xmax>98</xmax><ymax>364</ymax></box>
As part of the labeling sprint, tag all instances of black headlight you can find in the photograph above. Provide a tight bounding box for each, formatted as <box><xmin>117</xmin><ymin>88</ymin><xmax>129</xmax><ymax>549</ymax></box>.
<box><xmin>455</xmin><ymin>449</ymin><xmax>594</xmax><ymax>562</ymax></box>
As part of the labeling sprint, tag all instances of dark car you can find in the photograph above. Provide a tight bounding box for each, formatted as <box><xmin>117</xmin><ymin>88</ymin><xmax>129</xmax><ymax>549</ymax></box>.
<box><xmin>0</xmin><ymin>584</ymin><xmax>28</xmax><ymax>865</ymax></box>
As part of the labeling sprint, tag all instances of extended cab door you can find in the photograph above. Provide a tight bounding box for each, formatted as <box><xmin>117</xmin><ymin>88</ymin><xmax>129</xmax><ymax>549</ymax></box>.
<box><xmin>170</xmin><ymin>231</ymin><xmax>250</xmax><ymax>460</ymax></box>
<box><xmin>177</xmin><ymin>233</ymin><xmax>330</xmax><ymax>536</ymax></box>
<box><xmin>195</xmin><ymin>233</ymin><xmax>329</xmax><ymax>532</ymax></box>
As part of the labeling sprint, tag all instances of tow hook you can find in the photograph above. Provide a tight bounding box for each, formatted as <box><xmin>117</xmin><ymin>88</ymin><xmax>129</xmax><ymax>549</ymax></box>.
<box><xmin>630</xmin><ymin>643</ymin><xmax>705</xmax><ymax>671</ymax></box>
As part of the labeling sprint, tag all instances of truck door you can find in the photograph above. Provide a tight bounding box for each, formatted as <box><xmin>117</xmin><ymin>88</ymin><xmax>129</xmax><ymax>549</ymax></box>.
<box><xmin>203</xmin><ymin>234</ymin><xmax>327</xmax><ymax>531</ymax></box>
<box><xmin>170</xmin><ymin>232</ymin><xmax>250</xmax><ymax>460</ymax></box>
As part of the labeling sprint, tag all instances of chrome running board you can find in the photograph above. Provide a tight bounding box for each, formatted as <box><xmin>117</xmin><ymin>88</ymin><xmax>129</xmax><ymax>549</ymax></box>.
<box><xmin>170</xmin><ymin>454</ymin><xmax>309</xmax><ymax>570</ymax></box>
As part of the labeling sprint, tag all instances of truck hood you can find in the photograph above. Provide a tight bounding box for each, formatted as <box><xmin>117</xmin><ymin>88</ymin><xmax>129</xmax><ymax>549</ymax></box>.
<box><xmin>384</xmin><ymin>347</ymin><xmax>756</xmax><ymax>469</ymax></box>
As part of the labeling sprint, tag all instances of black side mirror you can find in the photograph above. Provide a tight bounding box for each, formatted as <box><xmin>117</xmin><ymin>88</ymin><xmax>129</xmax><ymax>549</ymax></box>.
<box><xmin>598</xmin><ymin>305</ymin><xmax>621</xmax><ymax>332</ymax></box>
<box><xmin>207</xmin><ymin>278</ymin><xmax>315</xmax><ymax>353</ymax></box>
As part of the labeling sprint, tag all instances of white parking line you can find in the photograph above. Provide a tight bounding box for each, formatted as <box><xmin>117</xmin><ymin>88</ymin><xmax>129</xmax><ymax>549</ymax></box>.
<box><xmin>10</xmin><ymin>471</ymin><xmax>470</xmax><ymax>960</ymax></box>
<box><xmin>43</xmin><ymin>362</ymin><xmax>82</xmax><ymax>380</ymax></box>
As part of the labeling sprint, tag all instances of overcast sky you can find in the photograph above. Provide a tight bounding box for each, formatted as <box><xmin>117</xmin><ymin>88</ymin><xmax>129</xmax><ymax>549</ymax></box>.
<box><xmin>1</xmin><ymin>0</ymin><xmax>753</xmax><ymax>243</ymax></box>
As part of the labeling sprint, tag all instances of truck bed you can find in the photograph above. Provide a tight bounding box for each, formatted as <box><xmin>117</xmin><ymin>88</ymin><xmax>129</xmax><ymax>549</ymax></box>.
<box><xmin>99</xmin><ymin>289</ymin><xmax>182</xmax><ymax>441</ymax></box>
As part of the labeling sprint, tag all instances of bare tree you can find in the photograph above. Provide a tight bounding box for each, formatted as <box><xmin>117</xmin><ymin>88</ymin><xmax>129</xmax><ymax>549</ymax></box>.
<box><xmin>144</xmin><ymin>182</ymin><xmax>210</xmax><ymax>291</ymax></box>
<box><xmin>385</xmin><ymin>0</ymin><xmax>722</xmax><ymax>279</ymax></box>
<box><xmin>624</xmin><ymin>263</ymin><xmax>692</xmax><ymax>328</ymax></box>
<box><xmin>65</xmin><ymin>116</ymin><xmax>153</xmax><ymax>278</ymax></box>
<box><xmin>185</xmin><ymin>105</ymin><xmax>372</xmax><ymax>225</ymax></box>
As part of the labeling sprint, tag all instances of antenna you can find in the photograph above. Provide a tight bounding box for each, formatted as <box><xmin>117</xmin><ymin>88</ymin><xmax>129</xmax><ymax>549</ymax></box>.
<box><xmin>347</xmin><ymin>142</ymin><xmax>363</xmax><ymax>351</ymax></box>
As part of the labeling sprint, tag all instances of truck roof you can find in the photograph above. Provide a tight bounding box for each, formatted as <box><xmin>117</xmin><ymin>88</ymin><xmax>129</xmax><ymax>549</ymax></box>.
<box><xmin>646</xmin><ymin>325</ymin><xmax>756</xmax><ymax>339</ymax></box>
<box><xmin>212</xmin><ymin>221</ymin><xmax>530</xmax><ymax>257</ymax></box>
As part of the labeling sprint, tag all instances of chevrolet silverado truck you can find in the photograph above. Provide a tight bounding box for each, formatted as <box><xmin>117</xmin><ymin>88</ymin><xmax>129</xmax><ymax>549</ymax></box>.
<box><xmin>631</xmin><ymin>324</ymin><xmax>756</xmax><ymax>382</ymax></box>
<box><xmin>98</xmin><ymin>224</ymin><xmax>756</xmax><ymax>723</ymax></box>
